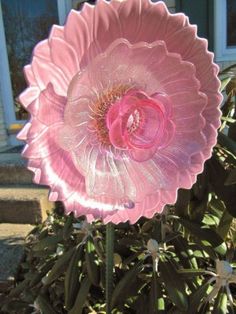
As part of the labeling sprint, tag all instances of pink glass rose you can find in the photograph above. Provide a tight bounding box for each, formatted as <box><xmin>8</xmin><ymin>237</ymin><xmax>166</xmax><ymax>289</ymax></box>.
<box><xmin>106</xmin><ymin>89</ymin><xmax>174</xmax><ymax>162</ymax></box>
<box><xmin>18</xmin><ymin>0</ymin><xmax>222</xmax><ymax>224</ymax></box>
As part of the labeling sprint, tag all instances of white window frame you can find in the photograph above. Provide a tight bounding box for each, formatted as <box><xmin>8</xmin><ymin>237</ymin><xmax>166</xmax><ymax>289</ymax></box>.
<box><xmin>214</xmin><ymin>0</ymin><xmax>236</xmax><ymax>62</ymax></box>
<box><xmin>0</xmin><ymin>0</ymin><xmax>72</xmax><ymax>145</ymax></box>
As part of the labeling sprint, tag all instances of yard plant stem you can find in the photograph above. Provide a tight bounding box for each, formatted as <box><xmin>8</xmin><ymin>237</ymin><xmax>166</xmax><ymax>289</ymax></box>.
<box><xmin>106</xmin><ymin>222</ymin><xmax>114</xmax><ymax>314</ymax></box>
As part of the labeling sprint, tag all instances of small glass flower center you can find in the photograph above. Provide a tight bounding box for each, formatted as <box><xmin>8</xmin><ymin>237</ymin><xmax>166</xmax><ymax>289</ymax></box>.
<box><xmin>105</xmin><ymin>89</ymin><xmax>169</xmax><ymax>154</ymax></box>
<box><xmin>89</xmin><ymin>85</ymin><xmax>129</xmax><ymax>146</ymax></box>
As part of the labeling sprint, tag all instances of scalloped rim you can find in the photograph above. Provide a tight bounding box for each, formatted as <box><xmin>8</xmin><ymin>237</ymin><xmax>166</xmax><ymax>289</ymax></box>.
<box><xmin>18</xmin><ymin>0</ymin><xmax>223</xmax><ymax>225</ymax></box>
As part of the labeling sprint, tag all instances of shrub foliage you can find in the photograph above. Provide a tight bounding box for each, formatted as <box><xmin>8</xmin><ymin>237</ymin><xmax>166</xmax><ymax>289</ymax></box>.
<box><xmin>1</xmin><ymin>68</ymin><xmax>236</xmax><ymax>314</ymax></box>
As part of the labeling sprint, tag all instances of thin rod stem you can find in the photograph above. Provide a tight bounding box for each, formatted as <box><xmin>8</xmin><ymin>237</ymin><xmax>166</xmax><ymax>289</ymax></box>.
<box><xmin>105</xmin><ymin>222</ymin><xmax>114</xmax><ymax>314</ymax></box>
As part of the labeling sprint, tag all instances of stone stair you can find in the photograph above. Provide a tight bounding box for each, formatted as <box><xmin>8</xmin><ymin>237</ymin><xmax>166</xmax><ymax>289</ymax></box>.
<box><xmin>0</xmin><ymin>152</ymin><xmax>33</xmax><ymax>185</ymax></box>
<box><xmin>0</xmin><ymin>186</ymin><xmax>52</xmax><ymax>224</ymax></box>
<box><xmin>0</xmin><ymin>151</ymin><xmax>54</xmax><ymax>224</ymax></box>
<box><xmin>0</xmin><ymin>147</ymin><xmax>55</xmax><ymax>292</ymax></box>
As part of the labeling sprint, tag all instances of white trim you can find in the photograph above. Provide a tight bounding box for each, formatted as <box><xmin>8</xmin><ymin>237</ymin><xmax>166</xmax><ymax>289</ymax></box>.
<box><xmin>214</xmin><ymin>0</ymin><xmax>236</xmax><ymax>61</ymax></box>
<box><xmin>0</xmin><ymin>2</ymin><xmax>17</xmax><ymax>127</ymax></box>
<box><xmin>57</xmin><ymin>0</ymin><xmax>72</xmax><ymax>25</ymax></box>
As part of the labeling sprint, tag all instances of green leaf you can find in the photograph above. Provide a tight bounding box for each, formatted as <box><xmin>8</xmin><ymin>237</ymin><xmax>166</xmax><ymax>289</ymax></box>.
<box><xmin>149</xmin><ymin>272</ymin><xmax>165</xmax><ymax>313</ymax></box>
<box><xmin>35</xmin><ymin>295</ymin><xmax>57</xmax><ymax>314</ymax></box>
<box><xmin>218</xmin><ymin>132</ymin><xmax>236</xmax><ymax>156</ymax></box>
<box><xmin>30</xmin><ymin>259</ymin><xmax>55</xmax><ymax>287</ymax></box>
<box><xmin>188</xmin><ymin>280</ymin><xmax>210</xmax><ymax>313</ymax></box>
<box><xmin>189</xmin><ymin>197</ymin><xmax>208</xmax><ymax>223</ymax></box>
<box><xmin>203</xmin><ymin>214</ymin><xmax>220</xmax><ymax>226</ymax></box>
<box><xmin>63</xmin><ymin>214</ymin><xmax>74</xmax><ymax>240</ymax></box>
<box><xmin>159</xmin><ymin>257</ymin><xmax>188</xmax><ymax>311</ymax></box>
<box><xmin>219</xmin><ymin>63</ymin><xmax>236</xmax><ymax>76</ymax></box>
<box><xmin>191</xmin><ymin>248</ymin><xmax>209</xmax><ymax>258</ymax></box>
<box><xmin>220</xmin><ymin>77</ymin><xmax>232</xmax><ymax>92</ymax></box>
<box><xmin>221</xmin><ymin>116</ymin><xmax>236</xmax><ymax>124</ymax></box>
<box><xmin>134</xmin><ymin>294</ymin><xmax>149</xmax><ymax>314</ymax></box>
<box><xmin>32</xmin><ymin>234</ymin><xmax>63</xmax><ymax>252</ymax></box>
<box><xmin>156</xmin><ymin>293</ymin><xmax>165</xmax><ymax>312</ymax></box>
<box><xmin>217</xmin><ymin>209</ymin><xmax>233</xmax><ymax>240</ymax></box>
<box><xmin>9</xmin><ymin>279</ymin><xmax>30</xmax><ymax>297</ymax></box>
<box><xmin>64</xmin><ymin>244</ymin><xmax>84</xmax><ymax>310</ymax></box>
<box><xmin>212</xmin><ymin>287</ymin><xmax>228</xmax><ymax>314</ymax></box>
<box><xmin>192</xmin><ymin>170</ymin><xmax>208</xmax><ymax>201</ymax></box>
<box><xmin>172</xmin><ymin>236</ymin><xmax>198</xmax><ymax>269</ymax></box>
<box><xmin>111</xmin><ymin>261</ymin><xmax>143</xmax><ymax>308</ymax></box>
<box><xmin>208</xmin><ymin>197</ymin><xmax>226</xmax><ymax>216</ymax></box>
<box><xmin>179</xmin><ymin>219</ymin><xmax>227</xmax><ymax>256</ymax></box>
<box><xmin>68</xmin><ymin>276</ymin><xmax>91</xmax><ymax>314</ymax></box>
<box><xmin>85</xmin><ymin>237</ymin><xmax>100</xmax><ymax>286</ymax></box>
<box><xmin>177</xmin><ymin>269</ymin><xmax>207</xmax><ymax>277</ymax></box>
<box><xmin>175</xmin><ymin>189</ymin><xmax>191</xmax><ymax>218</ymax></box>
<box><xmin>38</xmin><ymin>228</ymin><xmax>49</xmax><ymax>240</ymax></box>
<box><xmin>171</xmin><ymin>236</ymin><xmax>199</xmax><ymax>292</ymax></box>
<box><xmin>149</xmin><ymin>272</ymin><xmax>158</xmax><ymax>314</ymax></box>
<box><xmin>1</xmin><ymin>300</ymin><xmax>29</xmax><ymax>313</ymax></box>
<box><xmin>207</xmin><ymin>157</ymin><xmax>236</xmax><ymax>217</ymax></box>
<box><xmin>141</xmin><ymin>220</ymin><xmax>154</xmax><ymax>233</ymax></box>
<box><xmin>93</xmin><ymin>236</ymin><xmax>105</xmax><ymax>262</ymax></box>
<box><xmin>226</xmin><ymin>77</ymin><xmax>236</xmax><ymax>95</ymax></box>
<box><xmin>225</xmin><ymin>169</ymin><xmax>236</xmax><ymax>186</ymax></box>
<box><xmin>43</xmin><ymin>247</ymin><xmax>75</xmax><ymax>285</ymax></box>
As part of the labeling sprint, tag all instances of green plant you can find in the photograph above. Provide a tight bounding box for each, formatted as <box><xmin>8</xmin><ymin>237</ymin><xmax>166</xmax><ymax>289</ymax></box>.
<box><xmin>1</xmin><ymin>65</ymin><xmax>236</xmax><ymax>314</ymax></box>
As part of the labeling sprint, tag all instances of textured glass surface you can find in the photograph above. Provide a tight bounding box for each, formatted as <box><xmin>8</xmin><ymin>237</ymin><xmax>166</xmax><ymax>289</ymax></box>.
<box><xmin>1</xmin><ymin>0</ymin><xmax>59</xmax><ymax>120</ymax></box>
<box><xmin>227</xmin><ymin>0</ymin><xmax>236</xmax><ymax>47</ymax></box>
<box><xmin>18</xmin><ymin>0</ymin><xmax>222</xmax><ymax>224</ymax></box>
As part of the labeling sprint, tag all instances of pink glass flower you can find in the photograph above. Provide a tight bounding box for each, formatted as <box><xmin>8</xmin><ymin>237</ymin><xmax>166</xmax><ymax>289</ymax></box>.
<box><xmin>18</xmin><ymin>0</ymin><xmax>222</xmax><ymax>224</ymax></box>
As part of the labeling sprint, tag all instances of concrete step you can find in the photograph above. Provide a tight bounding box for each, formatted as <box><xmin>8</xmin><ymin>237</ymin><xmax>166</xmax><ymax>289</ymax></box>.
<box><xmin>0</xmin><ymin>186</ymin><xmax>54</xmax><ymax>224</ymax></box>
<box><xmin>0</xmin><ymin>153</ymin><xmax>33</xmax><ymax>185</ymax></box>
<box><xmin>0</xmin><ymin>223</ymin><xmax>33</xmax><ymax>292</ymax></box>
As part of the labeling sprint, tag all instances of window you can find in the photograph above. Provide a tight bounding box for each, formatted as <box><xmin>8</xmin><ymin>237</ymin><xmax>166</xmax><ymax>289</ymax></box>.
<box><xmin>1</xmin><ymin>0</ymin><xmax>59</xmax><ymax>121</ymax></box>
<box><xmin>0</xmin><ymin>0</ymin><xmax>71</xmax><ymax>144</ymax></box>
<box><xmin>214</xmin><ymin>0</ymin><xmax>236</xmax><ymax>61</ymax></box>
<box><xmin>227</xmin><ymin>0</ymin><xmax>236</xmax><ymax>47</ymax></box>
